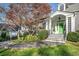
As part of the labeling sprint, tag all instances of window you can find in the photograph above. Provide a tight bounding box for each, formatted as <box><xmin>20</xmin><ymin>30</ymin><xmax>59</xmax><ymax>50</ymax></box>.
<box><xmin>60</xmin><ymin>4</ymin><xmax>64</xmax><ymax>11</ymax></box>
<box><xmin>68</xmin><ymin>17</ymin><xmax>71</xmax><ymax>32</ymax></box>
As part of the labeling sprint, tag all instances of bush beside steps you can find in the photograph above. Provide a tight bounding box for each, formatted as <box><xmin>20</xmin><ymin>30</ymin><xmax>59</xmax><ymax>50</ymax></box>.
<box><xmin>67</xmin><ymin>32</ymin><xmax>79</xmax><ymax>42</ymax></box>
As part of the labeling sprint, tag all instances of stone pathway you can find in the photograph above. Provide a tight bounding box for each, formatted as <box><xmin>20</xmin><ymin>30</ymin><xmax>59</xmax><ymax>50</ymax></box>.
<box><xmin>0</xmin><ymin>34</ymin><xmax>65</xmax><ymax>49</ymax></box>
<box><xmin>0</xmin><ymin>41</ymin><xmax>50</xmax><ymax>49</ymax></box>
<box><xmin>0</xmin><ymin>41</ymin><xmax>12</xmax><ymax>48</ymax></box>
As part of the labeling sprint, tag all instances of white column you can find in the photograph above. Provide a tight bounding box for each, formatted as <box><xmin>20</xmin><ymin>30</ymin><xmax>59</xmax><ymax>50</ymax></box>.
<box><xmin>71</xmin><ymin>16</ymin><xmax>75</xmax><ymax>32</ymax></box>
<box><xmin>63</xmin><ymin>3</ymin><xmax>66</xmax><ymax>11</ymax></box>
<box><xmin>66</xmin><ymin>16</ymin><xmax>68</xmax><ymax>34</ymax></box>
<box><xmin>49</xmin><ymin>18</ymin><xmax>52</xmax><ymax>34</ymax></box>
<box><xmin>45</xmin><ymin>20</ymin><xmax>48</xmax><ymax>30</ymax></box>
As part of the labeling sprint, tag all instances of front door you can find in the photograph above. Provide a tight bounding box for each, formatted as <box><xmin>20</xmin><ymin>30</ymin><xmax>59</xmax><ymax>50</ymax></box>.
<box><xmin>54</xmin><ymin>22</ymin><xmax>64</xmax><ymax>34</ymax></box>
<box><xmin>59</xmin><ymin>22</ymin><xmax>64</xmax><ymax>34</ymax></box>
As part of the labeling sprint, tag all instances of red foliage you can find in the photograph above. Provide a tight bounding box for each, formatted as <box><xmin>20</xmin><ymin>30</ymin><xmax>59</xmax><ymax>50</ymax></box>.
<box><xmin>6</xmin><ymin>3</ymin><xmax>51</xmax><ymax>27</ymax></box>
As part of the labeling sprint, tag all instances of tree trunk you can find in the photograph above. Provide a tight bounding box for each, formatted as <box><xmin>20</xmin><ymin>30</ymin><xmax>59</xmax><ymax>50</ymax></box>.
<box><xmin>17</xmin><ymin>30</ymin><xmax>20</xmax><ymax>40</ymax></box>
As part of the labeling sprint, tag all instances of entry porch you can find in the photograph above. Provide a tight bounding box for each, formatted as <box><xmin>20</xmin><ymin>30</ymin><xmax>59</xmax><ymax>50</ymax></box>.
<box><xmin>45</xmin><ymin>11</ymin><xmax>75</xmax><ymax>39</ymax></box>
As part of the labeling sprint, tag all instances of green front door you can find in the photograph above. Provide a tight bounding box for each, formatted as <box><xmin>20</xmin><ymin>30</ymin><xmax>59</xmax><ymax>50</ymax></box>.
<box><xmin>59</xmin><ymin>23</ymin><xmax>64</xmax><ymax>34</ymax></box>
<box><xmin>54</xmin><ymin>22</ymin><xmax>64</xmax><ymax>34</ymax></box>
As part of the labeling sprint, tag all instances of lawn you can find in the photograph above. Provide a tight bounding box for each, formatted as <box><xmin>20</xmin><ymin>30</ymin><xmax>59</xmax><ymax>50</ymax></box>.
<box><xmin>0</xmin><ymin>41</ymin><xmax>79</xmax><ymax>56</ymax></box>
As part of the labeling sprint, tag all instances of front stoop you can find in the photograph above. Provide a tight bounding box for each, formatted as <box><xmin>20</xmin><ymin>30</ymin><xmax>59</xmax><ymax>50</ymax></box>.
<box><xmin>42</xmin><ymin>34</ymin><xmax>65</xmax><ymax>46</ymax></box>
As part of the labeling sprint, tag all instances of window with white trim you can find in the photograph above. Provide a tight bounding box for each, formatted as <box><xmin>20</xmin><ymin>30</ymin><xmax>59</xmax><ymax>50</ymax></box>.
<box><xmin>68</xmin><ymin>17</ymin><xmax>71</xmax><ymax>32</ymax></box>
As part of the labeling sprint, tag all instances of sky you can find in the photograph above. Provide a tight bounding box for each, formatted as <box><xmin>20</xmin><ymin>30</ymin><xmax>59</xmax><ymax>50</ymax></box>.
<box><xmin>0</xmin><ymin>3</ymin><xmax>58</xmax><ymax>17</ymax></box>
<box><xmin>50</xmin><ymin>3</ymin><xmax>58</xmax><ymax>12</ymax></box>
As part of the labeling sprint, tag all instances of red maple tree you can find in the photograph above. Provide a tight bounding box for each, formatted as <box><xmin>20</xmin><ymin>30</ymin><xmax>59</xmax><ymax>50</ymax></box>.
<box><xmin>6</xmin><ymin>3</ymin><xmax>51</xmax><ymax>34</ymax></box>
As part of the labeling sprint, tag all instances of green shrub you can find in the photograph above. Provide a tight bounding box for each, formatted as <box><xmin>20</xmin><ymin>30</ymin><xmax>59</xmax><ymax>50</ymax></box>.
<box><xmin>12</xmin><ymin>29</ymin><xmax>48</xmax><ymax>44</ymax></box>
<box><xmin>0</xmin><ymin>31</ymin><xmax>9</xmax><ymax>41</ymax></box>
<box><xmin>12</xmin><ymin>37</ymin><xmax>24</xmax><ymax>44</ymax></box>
<box><xmin>12</xmin><ymin>34</ymin><xmax>38</xmax><ymax>44</ymax></box>
<box><xmin>37</xmin><ymin>30</ymin><xmax>48</xmax><ymax>40</ymax></box>
<box><xmin>25</xmin><ymin>34</ymin><xmax>38</xmax><ymax>42</ymax></box>
<box><xmin>0</xmin><ymin>36</ymin><xmax>3</xmax><ymax>41</ymax></box>
<box><xmin>76</xmin><ymin>30</ymin><xmax>79</xmax><ymax>32</ymax></box>
<box><xmin>67</xmin><ymin>32</ymin><xmax>79</xmax><ymax>42</ymax></box>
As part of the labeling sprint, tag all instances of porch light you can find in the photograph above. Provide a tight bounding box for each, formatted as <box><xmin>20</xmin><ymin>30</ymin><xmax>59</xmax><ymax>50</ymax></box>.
<box><xmin>57</xmin><ymin>16</ymin><xmax>65</xmax><ymax>22</ymax></box>
<box><xmin>57</xmin><ymin>16</ymin><xmax>61</xmax><ymax>22</ymax></box>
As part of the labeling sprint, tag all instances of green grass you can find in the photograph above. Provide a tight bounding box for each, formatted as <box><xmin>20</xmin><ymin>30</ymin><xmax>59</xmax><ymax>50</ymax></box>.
<box><xmin>0</xmin><ymin>41</ymin><xmax>79</xmax><ymax>56</ymax></box>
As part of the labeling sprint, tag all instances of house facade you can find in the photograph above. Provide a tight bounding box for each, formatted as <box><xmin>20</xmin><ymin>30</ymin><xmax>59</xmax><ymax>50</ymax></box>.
<box><xmin>45</xmin><ymin>3</ymin><xmax>79</xmax><ymax>38</ymax></box>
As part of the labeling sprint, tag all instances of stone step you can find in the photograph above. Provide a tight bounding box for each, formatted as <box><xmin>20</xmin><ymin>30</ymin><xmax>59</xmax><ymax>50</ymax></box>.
<box><xmin>41</xmin><ymin>34</ymin><xmax>65</xmax><ymax>46</ymax></box>
<box><xmin>48</xmin><ymin>37</ymin><xmax>63</xmax><ymax>38</ymax></box>
<box><xmin>48</xmin><ymin>37</ymin><xmax>64</xmax><ymax>40</ymax></box>
<box><xmin>44</xmin><ymin>39</ymin><xmax>64</xmax><ymax>42</ymax></box>
<box><xmin>43</xmin><ymin>34</ymin><xmax>65</xmax><ymax>44</ymax></box>
<box><xmin>48</xmin><ymin>34</ymin><xmax>64</xmax><ymax>38</ymax></box>
<box><xmin>49</xmin><ymin>35</ymin><xmax>64</xmax><ymax>37</ymax></box>
<box><xmin>42</xmin><ymin>40</ymin><xmax>65</xmax><ymax>46</ymax></box>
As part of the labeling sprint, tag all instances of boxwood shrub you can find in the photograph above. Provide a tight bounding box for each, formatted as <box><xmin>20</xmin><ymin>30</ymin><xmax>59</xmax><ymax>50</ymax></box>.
<box><xmin>67</xmin><ymin>32</ymin><xmax>79</xmax><ymax>42</ymax></box>
<box><xmin>37</xmin><ymin>30</ymin><xmax>48</xmax><ymax>40</ymax></box>
<box><xmin>0</xmin><ymin>31</ymin><xmax>9</xmax><ymax>42</ymax></box>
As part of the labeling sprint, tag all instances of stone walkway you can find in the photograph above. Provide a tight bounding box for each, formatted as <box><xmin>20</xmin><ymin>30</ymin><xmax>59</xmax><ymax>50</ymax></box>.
<box><xmin>0</xmin><ymin>41</ymin><xmax>12</xmax><ymax>48</ymax></box>
<box><xmin>0</xmin><ymin>34</ymin><xmax>65</xmax><ymax>49</ymax></box>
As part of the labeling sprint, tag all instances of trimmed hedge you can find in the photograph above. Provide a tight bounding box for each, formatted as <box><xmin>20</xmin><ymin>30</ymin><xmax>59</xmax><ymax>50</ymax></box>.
<box><xmin>67</xmin><ymin>32</ymin><xmax>79</xmax><ymax>42</ymax></box>
<box><xmin>37</xmin><ymin>30</ymin><xmax>48</xmax><ymax>40</ymax></box>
